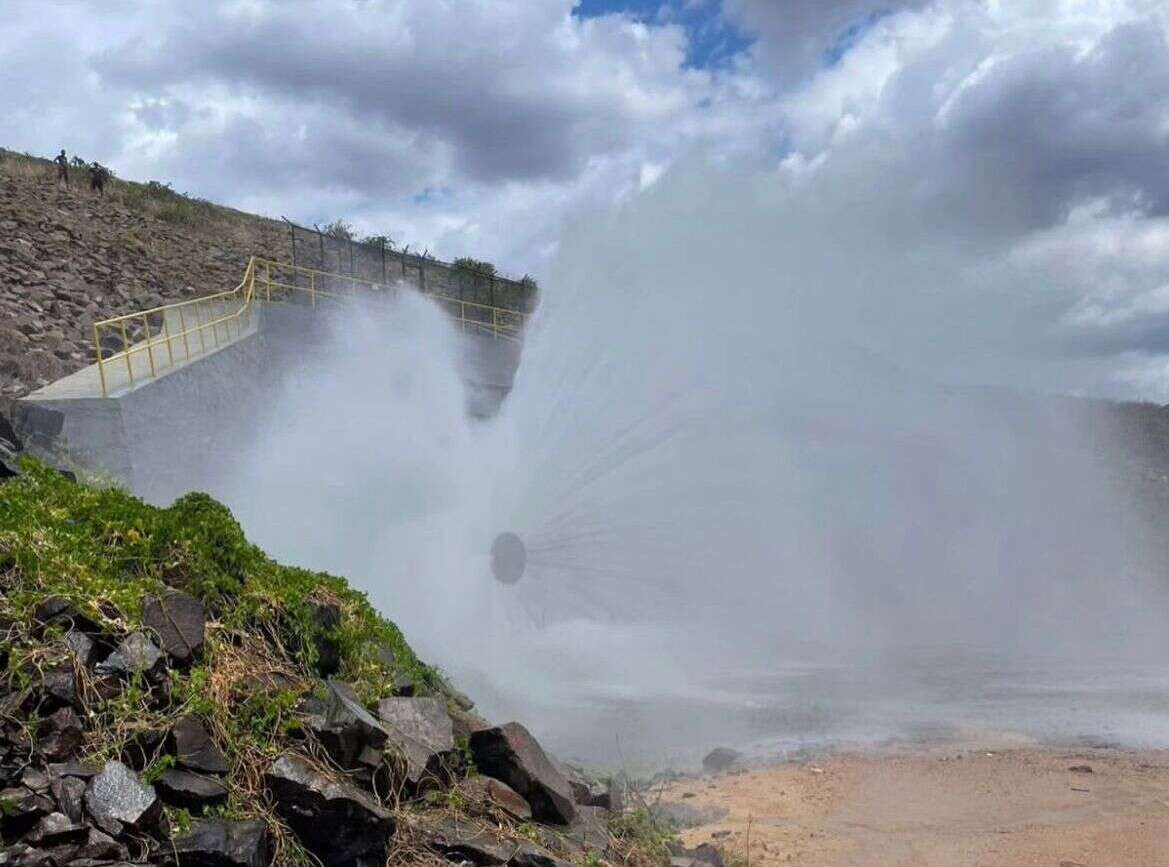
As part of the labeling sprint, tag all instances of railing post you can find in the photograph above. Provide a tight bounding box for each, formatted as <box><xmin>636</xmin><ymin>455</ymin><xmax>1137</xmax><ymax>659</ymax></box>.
<box><xmin>310</xmin><ymin>272</ymin><xmax>316</xmax><ymax>307</ymax></box>
<box><xmin>266</xmin><ymin>261</ymin><xmax>272</xmax><ymax>301</ymax></box>
<box><xmin>179</xmin><ymin>306</ymin><xmax>191</xmax><ymax>360</ymax></box>
<box><xmin>94</xmin><ymin>323</ymin><xmax>108</xmax><ymax>398</ymax></box>
<box><xmin>119</xmin><ymin>320</ymin><xmax>134</xmax><ymax>385</ymax></box>
<box><xmin>143</xmin><ymin>315</ymin><xmax>157</xmax><ymax>378</ymax></box>
<box><xmin>162</xmin><ymin>312</ymin><xmax>175</xmax><ymax>367</ymax></box>
<box><xmin>492</xmin><ymin>307</ymin><xmax>498</xmax><ymax>339</ymax></box>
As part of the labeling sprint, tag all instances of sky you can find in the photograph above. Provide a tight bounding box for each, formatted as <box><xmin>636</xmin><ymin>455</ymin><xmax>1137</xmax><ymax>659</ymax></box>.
<box><xmin>2</xmin><ymin>1</ymin><xmax>1169</xmax><ymax>398</ymax></box>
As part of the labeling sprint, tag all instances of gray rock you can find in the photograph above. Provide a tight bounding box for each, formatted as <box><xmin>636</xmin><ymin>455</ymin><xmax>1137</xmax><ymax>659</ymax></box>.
<box><xmin>171</xmin><ymin>716</ymin><xmax>229</xmax><ymax>775</ymax></box>
<box><xmin>567</xmin><ymin>805</ymin><xmax>610</xmax><ymax>850</ymax></box>
<box><xmin>0</xmin><ymin>784</ymin><xmax>54</xmax><ymax>840</ymax></box>
<box><xmin>25</xmin><ymin>811</ymin><xmax>87</xmax><ymax>847</ymax></box>
<box><xmin>37</xmin><ymin>706</ymin><xmax>83</xmax><ymax>762</ymax></box>
<box><xmin>83</xmin><ymin>759</ymin><xmax>163</xmax><ymax>835</ymax></box>
<box><xmin>263</xmin><ymin>754</ymin><xmax>393</xmax><ymax>867</ymax></box>
<box><xmin>142</xmin><ymin>588</ymin><xmax>205</xmax><ymax>664</ymax></box>
<box><xmin>469</xmin><ymin>723</ymin><xmax>577</xmax><ymax>825</ymax></box>
<box><xmin>510</xmin><ymin>842</ymin><xmax>574</xmax><ymax>867</ymax></box>
<box><xmin>49</xmin><ymin>774</ymin><xmax>86</xmax><ymax>823</ymax></box>
<box><xmin>463</xmin><ymin>776</ymin><xmax>532</xmax><ymax>820</ymax></box>
<box><xmin>32</xmin><ymin>597</ymin><xmax>101</xmax><ymax>636</ymax></box>
<box><xmin>39</xmin><ymin>661</ymin><xmax>78</xmax><ymax>708</ymax></box>
<box><xmin>702</xmin><ymin>747</ymin><xmax>741</xmax><ymax>774</ymax></box>
<box><xmin>165</xmin><ymin>818</ymin><xmax>269</xmax><ymax>867</ymax></box>
<box><xmin>72</xmin><ymin>828</ymin><xmax>128</xmax><ymax>861</ymax></box>
<box><xmin>308</xmin><ymin>681</ymin><xmax>389</xmax><ymax>770</ymax></box>
<box><xmin>96</xmin><ymin>632</ymin><xmax>166</xmax><ymax>682</ymax></box>
<box><xmin>376</xmin><ymin>696</ymin><xmax>455</xmax><ymax>788</ymax></box>
<box><xmin>427</xmin><ymin>817</ymin><xmax>517</xmax><ymax>865</ymax></box>
<box><xmin>154</xmin><ymin>769</ymin><xmax>228</xmax><ymax>810</ymax></box>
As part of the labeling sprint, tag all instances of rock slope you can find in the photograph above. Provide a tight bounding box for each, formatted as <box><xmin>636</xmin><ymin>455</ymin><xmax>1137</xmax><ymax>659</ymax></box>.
<box><xmin>0</xmin><ymin>150</ymin><xmax>288</xmax><ymax>404</ymax></box>
<box><xmin>0</xmin><ymin>456</ymin><xmax>711</xmax><ymax>867</ymax></box>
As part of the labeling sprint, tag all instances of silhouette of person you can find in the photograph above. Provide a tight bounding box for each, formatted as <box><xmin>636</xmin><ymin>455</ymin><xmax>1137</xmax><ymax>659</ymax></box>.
<box><xmin>54</xmin><ymin>150</ymin><xmax>68</xmax><ymax>188</ymax></box>
<box><xmin>90</xmin><ymin>162</ymin><xmax>109</xmax><ymax>197</ymax></box>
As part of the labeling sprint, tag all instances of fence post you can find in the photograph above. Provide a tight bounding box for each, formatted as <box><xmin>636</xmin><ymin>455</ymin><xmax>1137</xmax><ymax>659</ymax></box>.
<box><xmin>381</xmin><ymin>238</ymin><xmax>386</xmax><ymax>284</ymax></box>
<box><xmin>119</xmin><ymin>320</ymin><xmax>134</xmax><ymax>385</ymax></box>
<box><xmin>94</xmin><ymin>323</ymin><xmax>108</xmax><ymax>398</ymax></box>
<box><xmin>310</xmin><ymin>272</ymin><xmax>316</xmax><ymax>307</ymax></box>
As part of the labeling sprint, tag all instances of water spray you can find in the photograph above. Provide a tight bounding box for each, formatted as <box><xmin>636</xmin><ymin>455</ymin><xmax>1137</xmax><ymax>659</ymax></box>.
<box><xmin>491</xmin><ymin>531</ymin><xmax>527</xmax><ymax>585</ymax></box>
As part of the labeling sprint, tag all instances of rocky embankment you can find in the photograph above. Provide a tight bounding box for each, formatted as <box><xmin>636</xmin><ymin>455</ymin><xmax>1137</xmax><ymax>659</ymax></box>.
<box><xmin>0</xmin><ymin>449</ymin><xmax>717</xmax><ymax>867</ymax></box>
<box><xmin>0</xmin><ymin>151</ymin><xmax>287</xmax><ymax>405</ymax></box>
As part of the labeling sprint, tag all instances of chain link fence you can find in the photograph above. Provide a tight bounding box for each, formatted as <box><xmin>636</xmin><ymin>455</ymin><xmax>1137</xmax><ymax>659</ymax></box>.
<box><xmin>282</xmin><ymin>219</ymin><xmax>538</xmax><ymax>313</ymax></box>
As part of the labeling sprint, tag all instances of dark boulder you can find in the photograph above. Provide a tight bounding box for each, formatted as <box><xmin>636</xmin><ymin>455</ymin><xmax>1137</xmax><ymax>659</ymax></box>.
<box><xmin>154</xmin><ymin>769</ymin><xmax>228</xmax><ymax>810</ymax></box>
<box><xmin>37</xmin><ymin>707</ymin><xmax>83</xmax><ymax>762</ymax></box>
<box><xmin>24</xmin><ymin>811</ymin><xmax>87</xmax><ymax>848</ymax></box>
<box><xmin>0</xmin><ymin>783</ymin><xmax>54</xmax><ymax>840</ymax></box>
<box><xmin>96</xmin><ymin>632</ymin><xmax>167</xmax><ymax>683</ymax></box>
<box><xmin>263</xmin><ymin>754</ymin><xmax>393</xmax><ymax>867</ymax></box>
<box><xmin>0</xmin><ymin>843</ymin><xmax>54</xmax><ymax>867</ymax></box>
<box><xmin>510</xmin><ymin>842</ymin><xmax>575</xmax><ymax>867</ymax></box>
<box><xmin>376</xmin><ymin>696</ymin><xmax>455</xmax><ymax>789</ymax></box>
<box><xmin>70</xmin><ymin>828</ymin><xmax>128</xmax><ymax>862</ymax></box>
<box><xmin>469</xmin><ymin>723</ymin><xmax>576</xmax><ymax>825</ymax></box>
<box><xmin>142</xmin><ymin>589</ymin><xmax>205</xmax><ymax>664</ymax></box>
<box><xmin>566</xmin><ymin>805</ymin><xmax>610</xmax><ymax>850</ymax></box>
<box><xmin>49</xmin><ymin>773</ymin><xmax>86</xmax><ymax>823</ymax></box>
<box><xmin>32</xmin><ymin>597</ymin><xmax>101</xmax><ymax>637</ymax></box>
<box><xmin>702</xmin><ymin>747</ymin><xmax>741</xmax><ymax>775</ymax></box>
<box><xmin>38</xmin><ymin>663</ymin><xmax>79</xmax><ymax>711</ymax></box>
<box><xmin>306</xmin><ymin>681</ymin><xmax>389</xmax><ymax>770</ymax></box>
<box><xmin>462</xmin><ymin>776</ymin><xmax>532</xmax><ymax>820</ymax></box>
<box><xmin>83</xmin><ymin>760</ymin><xmax>163</xmax><ymax>836</ymax></box>
<box><xmin>63</xmin><ymin>630</ymin><xmax>101</xmax><ymax>668</ymax></box>
<box><xmin>426</xmin><ymin>817</ymin><xmax>517</xmax><ymax>865</ymax></box>
<box><xmin>171</xmin><ymin>716</ymin><xmax>229</xmax><ymax>775</ymax></box>
<box><xmin>164</xmin><ymin>818</ymin><xmax>269</xmax><ymax>867</ymax></box>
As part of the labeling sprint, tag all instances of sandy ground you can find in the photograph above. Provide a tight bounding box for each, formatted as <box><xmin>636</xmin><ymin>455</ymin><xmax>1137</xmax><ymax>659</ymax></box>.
<box><xmin>657</xmin><ymin>741</ymin><xmax>1169</xmax><ymax>866</ymax></box>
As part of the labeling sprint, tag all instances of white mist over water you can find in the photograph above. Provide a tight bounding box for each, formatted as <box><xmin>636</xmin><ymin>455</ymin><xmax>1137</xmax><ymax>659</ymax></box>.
<box><xmin>216</xmin><ymin>156</ymin><xmax>1169</xmax><ymax>768</ymax></box>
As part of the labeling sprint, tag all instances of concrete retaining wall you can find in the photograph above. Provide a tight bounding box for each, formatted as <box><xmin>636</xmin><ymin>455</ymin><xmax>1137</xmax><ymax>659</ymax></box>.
<box><xmin>17</xmin><ymin>300</ymin><xmax>522</xmax><ymax>504</ymax></box>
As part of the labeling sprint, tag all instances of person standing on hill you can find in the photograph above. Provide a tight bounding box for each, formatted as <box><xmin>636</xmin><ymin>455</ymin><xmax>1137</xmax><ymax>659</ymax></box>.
<box><xmin>53</xmin><ymin>149</ymin><xmax>69</xmax><ymax>188</ymax></box>
<box><xmin>90</xmin><ymin>162</ymin><xmax>109</xmax><ymax>197</ymax></box>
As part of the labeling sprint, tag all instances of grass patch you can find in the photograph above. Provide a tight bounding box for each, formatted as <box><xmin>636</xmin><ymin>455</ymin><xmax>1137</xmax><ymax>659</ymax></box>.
<box><xmin>0</xmin><ymin>458</ymin><xmax>439</xmax><ymax>830</ymax></box>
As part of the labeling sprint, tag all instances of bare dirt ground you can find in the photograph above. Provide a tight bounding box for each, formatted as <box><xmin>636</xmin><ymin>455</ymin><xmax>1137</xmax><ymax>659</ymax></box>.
<box><xmin>658</xmin><ymin>740</ymin><xmax>1169</xmax><ymax>866</ymax></box>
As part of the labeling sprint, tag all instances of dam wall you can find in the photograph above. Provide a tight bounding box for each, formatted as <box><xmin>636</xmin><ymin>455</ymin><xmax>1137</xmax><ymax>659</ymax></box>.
<box><xmin>16</xmin><ymin>300</ymin><xmax>522</xmax><ymax>504</ymax></box>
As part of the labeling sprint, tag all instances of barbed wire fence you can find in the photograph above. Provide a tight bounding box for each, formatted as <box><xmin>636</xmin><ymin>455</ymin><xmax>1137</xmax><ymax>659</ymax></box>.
<box><xmin>281</xmin><ymin>218</ymin><xmax>538</xmax><ymax>313</ymax></box>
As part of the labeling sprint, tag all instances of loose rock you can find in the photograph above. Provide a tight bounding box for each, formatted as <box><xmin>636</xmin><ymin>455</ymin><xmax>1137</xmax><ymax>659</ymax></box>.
<box><xmin>469</xmin><ymin>722</ymin><xmax>577</xmax><ymax>825</ymax></box>
<box><xmin>95</xmin><ymin>632</ymin><xmax>167</xmax><ymax>682</ymax></box>
<box><xmin>82</xmin><ymin>759</ymin><xmax>163</xmax><ymax>836</ymax></box>
<box><xmin>376</xmin><ymin>696</ymin><xmax>455</xmax><ymax>789</ymax></box>
<box><xmin>164</xmin><ymin>818</ymin><xmax>269</xmax><ymax>867</ymax></box>
<box><xmin>427</xmin><ymin>817</ymin><xmax>517</xmax><ymax>865</ymax></box>
<box><xmin>37</xmin><ymin>707</ymin><xmax>83</xmax><ymax>762</ymax></box>
<box><xmin>702</xmin><ymin>747</ymin><xmax>741</xmax><ymax>774</ymax></box>
<box><xmin>154</xmin><ymin>769</ymin><xmax>228</xmax><ymax>810</ymax></box>
<box><xmin>171</xmin><ymin>716</ymin><xmax>229</xmax><ymax>775</ymax></box>
<box><xmin>263</xmin><ymin>754</ymin><xmax>393</xmax><ymax>867</ymax></box>
<box><xmin>142</xmin><ymin>588</ymin><xmax>206</xmax><ymax>664</ymax></box>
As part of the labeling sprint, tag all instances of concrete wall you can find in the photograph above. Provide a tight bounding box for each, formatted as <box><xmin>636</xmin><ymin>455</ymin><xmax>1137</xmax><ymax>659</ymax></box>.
<box><xmin>17</xmin><ymin>301</ymin><xmax>523</xmax><ymax>504</ymax></box>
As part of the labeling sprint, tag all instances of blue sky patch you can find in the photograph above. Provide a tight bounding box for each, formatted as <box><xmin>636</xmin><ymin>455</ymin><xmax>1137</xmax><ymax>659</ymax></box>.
<box><xmin>573</xmin><ymin>0</ymin><xmax>752</xmax><ymax>70</ymax></box>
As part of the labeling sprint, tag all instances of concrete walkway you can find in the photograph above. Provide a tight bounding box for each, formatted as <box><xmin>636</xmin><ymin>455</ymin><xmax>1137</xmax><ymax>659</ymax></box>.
<box><xmin>25</xmin><ymin>306</ymin><xmax>258</xmax><ymax>401</ymax></box>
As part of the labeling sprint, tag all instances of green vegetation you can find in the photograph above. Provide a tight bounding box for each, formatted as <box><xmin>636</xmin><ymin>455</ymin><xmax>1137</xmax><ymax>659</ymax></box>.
<box><xmin>0</xmin><ymin>459</ymin><xmax>437</xmax><ymax>826</ymax></box>
<box><xmin>452</xmin><ymin>257</ymin><xmax>497</xmax><ymax>277</ymax></box>
<box><xmin>609</xmin><ymin>807</ymin><xmax>678</xmax><ymax>867</ymax></box>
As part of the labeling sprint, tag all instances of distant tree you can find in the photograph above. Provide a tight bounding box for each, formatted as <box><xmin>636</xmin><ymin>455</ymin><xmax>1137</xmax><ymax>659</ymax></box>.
<box><xmin>452</xmin><ymin>257</ymin><xmax>497</xmax><ymax>277</ymax></box>
<box><xmin>322</xmin><ymin>218</ymin><xmax>355</xmax><ymax>241</ymax></box>
<box><xmin>363</xmin><ymin>233</ymin><xmax>395</xmax><ymax>250</ymax></box>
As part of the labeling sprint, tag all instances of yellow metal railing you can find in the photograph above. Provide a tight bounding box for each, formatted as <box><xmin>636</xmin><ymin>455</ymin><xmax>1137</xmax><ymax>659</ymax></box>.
<box><xmin>93</xmin><ymin>258</ymin><xmax>259</xmax><ymax>397</ymax></box>
<box><xmin>250</xmin><ymin>257</ymin><xmax>527</xmax><ymax>341</ymax></box>
<box><xmin>91</xmin><ymin>256</ymin><xmax>528</xmax><ymax>397</ymax></box>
